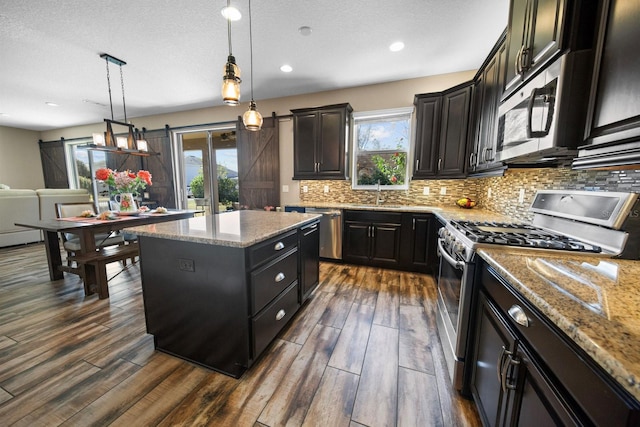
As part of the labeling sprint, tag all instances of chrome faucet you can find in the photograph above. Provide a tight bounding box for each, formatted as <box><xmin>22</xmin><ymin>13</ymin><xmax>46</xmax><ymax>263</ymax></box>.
<box><xmin>376</xmin><ymin>180</ymin><xmax>385</xmax><ymax>205</ymax></box>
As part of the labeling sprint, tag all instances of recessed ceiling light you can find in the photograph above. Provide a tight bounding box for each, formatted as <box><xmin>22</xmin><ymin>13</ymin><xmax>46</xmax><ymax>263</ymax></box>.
<box><xmin>298</xmin><ymin>26</ymin><xmax>312</xmax><ymax>36</ymax></box>
<box><xmin>221</xmin><ymin>6</ymin><xmax>241</xmax><ymax>21</ymax></box>
<box><xmin>389</xmin><ymin>42</ymin><xmax>405</xmax><ymax>52</ymax></box>
<box><xmin>0</xmin><ymin>113</ymin><xmax>9</xmax><ymax>117</ymax></box>
<box><xmin>280</xmin><ymin>64</ymin><xmax>293</xmax><ymax>73</ymax></box>
<box><xmin>45</xmin><ymin>102</ymin><xmax>59</xmax><ymax>107</ymax></box>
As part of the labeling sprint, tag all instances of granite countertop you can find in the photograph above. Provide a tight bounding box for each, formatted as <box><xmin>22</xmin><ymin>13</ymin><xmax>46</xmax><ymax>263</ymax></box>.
<box><xmin>478</xmin><ymin>247</ymin><xmax>640</xmax><ymax>401</ymax></box>
<box><xmin>289</xmin><ymin>202</ymin><xmax>513</xmax><ymax>223</ymax></box>
<box><xmin>125</xmin><ymin>210</ymin><xmax>321</xmax><ymax>248</ymax></box>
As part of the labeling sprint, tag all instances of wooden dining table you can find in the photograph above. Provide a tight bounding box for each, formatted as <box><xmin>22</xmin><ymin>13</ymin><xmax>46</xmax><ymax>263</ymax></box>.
<box><xmin>15</xmin><ymin>209</ymin><xmax>198</xmax><ymax>297</ymax></box>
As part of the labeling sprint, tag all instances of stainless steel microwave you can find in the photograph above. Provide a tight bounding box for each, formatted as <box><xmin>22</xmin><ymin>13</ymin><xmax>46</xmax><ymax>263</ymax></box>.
<box><xmin>496</xmin><ymin>51</ymin><xmax>592</xmax><ymax>164</ymax></box>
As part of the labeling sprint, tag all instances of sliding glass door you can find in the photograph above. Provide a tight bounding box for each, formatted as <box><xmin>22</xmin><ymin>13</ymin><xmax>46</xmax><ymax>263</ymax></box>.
<box><xmin>173</xmin><ymin>126</ymin><xmax>239</xmax><ymax>214</ymax></box>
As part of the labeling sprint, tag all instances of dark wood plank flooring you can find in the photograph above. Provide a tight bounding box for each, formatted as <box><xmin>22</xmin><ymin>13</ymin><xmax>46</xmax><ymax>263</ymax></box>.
<box><xmin>0</xmin><ymin>242</ymin><xmax>480</xmax><ymax>426</ymax></box>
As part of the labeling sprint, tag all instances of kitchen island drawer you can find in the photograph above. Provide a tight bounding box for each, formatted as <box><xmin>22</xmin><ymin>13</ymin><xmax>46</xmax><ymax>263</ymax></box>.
<box><xmin>249</xmin><ymin>230</ymin><xmax>297</xmax><ymax>268</ymax></box>
<box><xmin>251</xmin><ymin>248</ymin><xmax>298</xmax><ymax>314</ymax></box>
<box><xmin>252</xmin><ymin>281</ymin><xmax>300</xmax><ymax>357</ymax></box>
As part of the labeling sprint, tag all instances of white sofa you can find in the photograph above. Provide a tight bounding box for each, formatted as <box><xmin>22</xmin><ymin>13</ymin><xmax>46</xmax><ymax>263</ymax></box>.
<box><xmin>0</xmin><ymin>188</ymin><xmax>91</xmax><ymax>248</ymax></box>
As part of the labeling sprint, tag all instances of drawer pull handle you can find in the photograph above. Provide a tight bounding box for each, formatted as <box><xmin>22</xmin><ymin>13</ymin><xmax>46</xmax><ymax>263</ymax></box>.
<box><xmin>275</xmin><ymin>309</ymin><xmax>286</xmax><ymax>321</ymax></box>
<box><xmin>274</xmin><ymin>242</ymin><xmax>285</xmax><ymax>251</ymax></box>
<box><xmin>275</xmin><ymin>272</ymin><xmax>286</xmax><ymax>282</ymax></box>
<box><xmin>508</xmin><ymin>305</ymin><xmax>529</xmax><ymax>327</ymax></box>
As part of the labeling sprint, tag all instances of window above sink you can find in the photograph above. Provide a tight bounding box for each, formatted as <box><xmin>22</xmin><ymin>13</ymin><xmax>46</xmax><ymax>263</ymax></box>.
<box><xmin>351</xmin><ymin>107</ymin><xmax>413</xmax><ymax>191</ymax></box>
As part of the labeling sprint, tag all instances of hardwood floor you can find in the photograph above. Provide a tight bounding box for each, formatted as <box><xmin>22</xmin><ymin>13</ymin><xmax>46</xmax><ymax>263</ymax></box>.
<box><xmin>0</xmin><ymin>242</ymin><xmax>480</xmax><ymax>426</ymax></box>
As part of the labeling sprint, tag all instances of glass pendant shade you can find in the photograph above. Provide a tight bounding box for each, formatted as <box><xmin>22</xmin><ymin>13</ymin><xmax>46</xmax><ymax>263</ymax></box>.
<box><xmin>243</xmin><ymin>101</ymin><xmax>263</xmax><ymax>131</ymax></box>
<box><xmin>222</xmin><ymin>76</ymin><xmax>240</xmax><ymax>105</ymax></box>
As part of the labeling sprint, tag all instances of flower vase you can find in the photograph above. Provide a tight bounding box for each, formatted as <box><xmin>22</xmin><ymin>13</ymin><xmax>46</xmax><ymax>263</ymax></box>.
<box><xmin>115</xmin><ymin>193</ymin><xmax>137</xmax><ymax>213</ymax></box>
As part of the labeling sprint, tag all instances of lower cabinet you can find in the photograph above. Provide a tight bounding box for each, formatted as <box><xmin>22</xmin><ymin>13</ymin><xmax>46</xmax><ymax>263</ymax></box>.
<box><xmin>343</xmin><ymin>210</ymin><xmax>403</xmax><ymax>268</ymax></box>
<box><xmin>299</xmin><ymin>219</ymin><xmax>320</xmax><ymax>301</ymax></box>
<box><xmin>342</xmin><ymin>210</ymin><xmax>438</xmax><ymax>273</ymax></box>
<box><xmin>471</xmin><ymin>263</ymin><xmax>640</xmax><ymax>426</ymax></box>
<box><xmin>471</xmin><ymin>291</ymin><xmax>577</xmax><ymax>426</ymax></box>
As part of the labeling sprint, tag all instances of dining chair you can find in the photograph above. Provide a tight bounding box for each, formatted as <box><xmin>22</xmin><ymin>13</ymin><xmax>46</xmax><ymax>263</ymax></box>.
<box><xmin>55</xmin><ymin>202</ymin><xmax>125</xmax><ymax>269</ymax></box>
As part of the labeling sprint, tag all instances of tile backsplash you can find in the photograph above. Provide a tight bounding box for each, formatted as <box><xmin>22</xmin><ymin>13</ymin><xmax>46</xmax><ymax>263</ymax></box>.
<box><xmin>299</xmin><ymin>167</ymin><xmax>640</xmax><ymax>222</ymax></box>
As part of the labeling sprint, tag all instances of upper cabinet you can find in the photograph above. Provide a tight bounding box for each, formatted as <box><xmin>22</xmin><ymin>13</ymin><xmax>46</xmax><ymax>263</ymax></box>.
<box><xmin>573</xmin><ymin>0</ymin><xmax>640</xmax><ymax>169</ymax></box>
<box><xmin>503</xmin><ymin>0</ymin><xmax>596</xmax><ymax>100</ymax></box>
<box><xmin>503</xmin><ymin>0</ymin><xmax>567</xmax><ymax>98</ymax></box>
<box><xmin>413</xmin><ymin>82</ymin><xmax>473</xmax><ymax>179</ymax></box>
<box><xmin>292</xmin><ymin>103</ymin><xmax>352</xmax><ymax>180</ymax></box>
<box><xmin>469</xmin><ymin>31</ymin><xmax>507</xmax><ymax>175</ymax></box>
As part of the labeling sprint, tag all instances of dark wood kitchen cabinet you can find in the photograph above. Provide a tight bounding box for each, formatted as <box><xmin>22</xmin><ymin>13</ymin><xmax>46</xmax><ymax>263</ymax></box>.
<box><xmin>299</xmin><ymin>219</ymin><xmax>320</xmax><ymax>301</ymax></box>
<box><xmin>471</xmin><ymin>263</ymin><xmax>640</xmax><ymax>426</ymax></box>
<box><xmin>503</xmin><ymin>0</ymin><xmax>597</xmax><ymax>100</ymax></box>
<box><xmin>405</xmin><ymin>213</ymin><xmax>438</xmax><ymax>273</ymax></box>
<box><xmin>469</xmin><ymin>32</ymin><xmax>507</xmax><ymax>175</ymax></box>
<box><xmin>343</xmin><ymin>210</ymin><xmax>402</xmax><ymax>268</ymax></box>
<box><xmin>573</xmin><ymin>0</ymin><xmax>640</xmax><ymax>169</ymax></box>
<box><xmin>471</xmin><ymin>291</ymin><xmax>577</xmax><ymax>427</ymax></box>
<box><xmin>413</xmin><ymin>82</ymin><xmax>473</xmax><ymax>179</ymax></box>
<box><xmin>291</xmin><ymin>103</ymin><xmax>352</xmax><ymax>180</ymax></box>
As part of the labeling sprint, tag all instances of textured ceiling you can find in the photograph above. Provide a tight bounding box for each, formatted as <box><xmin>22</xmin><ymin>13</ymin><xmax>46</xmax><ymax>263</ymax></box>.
<box><xmin>0</xmin><ymin>0</ymin><xmax>509</xmax><ymax>131</ymax></box>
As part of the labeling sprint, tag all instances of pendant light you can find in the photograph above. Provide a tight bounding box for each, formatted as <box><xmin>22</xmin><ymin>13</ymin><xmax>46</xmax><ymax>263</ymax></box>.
<box><xmin>242</xmin><ymin>0</ymin><xmax>263</xmax><ymax>131</ymax></box>
<box><xmin>221</xmin><ymin>0</ymin><xmax>241</xmax><ymax>106</ymax></box>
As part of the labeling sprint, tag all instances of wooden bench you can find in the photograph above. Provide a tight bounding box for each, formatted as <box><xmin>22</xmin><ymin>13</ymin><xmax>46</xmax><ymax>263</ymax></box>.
<box><xmin>71</xmin><ymin>242</ymin><xmax>139</xmax><ymax>299</ymax></box>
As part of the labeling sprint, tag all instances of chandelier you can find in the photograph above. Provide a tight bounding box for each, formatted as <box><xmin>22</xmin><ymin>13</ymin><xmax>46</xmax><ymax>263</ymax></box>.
<box><xmin>90</xmin><ymin>53</ymin><xmax>156</xmax><ymax>156</ymax></box>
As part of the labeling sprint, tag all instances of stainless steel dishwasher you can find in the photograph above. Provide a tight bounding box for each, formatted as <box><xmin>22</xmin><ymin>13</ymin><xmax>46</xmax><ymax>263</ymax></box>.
<box><xmin>305</xmin><ymin>208</ymin><xmax>342</xmax><ymax>259</ymax></box>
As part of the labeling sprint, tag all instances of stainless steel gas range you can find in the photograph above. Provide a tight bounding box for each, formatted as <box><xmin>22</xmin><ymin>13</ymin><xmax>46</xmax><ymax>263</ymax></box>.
<box><xmin>435</xmin><ymin>190</ymin><xmax>640</xmax><ymax>394</ymax></box>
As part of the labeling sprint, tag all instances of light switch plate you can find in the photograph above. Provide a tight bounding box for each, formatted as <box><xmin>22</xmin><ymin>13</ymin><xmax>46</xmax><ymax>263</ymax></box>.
<box><xmin>282</xmin><ymin>184</ymin><xmax>289</xmax><ymax>193</ymax></box>
<box><xmin>423</xmin><ymin>187</ymin><xmax>430</xmax><ymax>195</ymax></box>
<box><xmin>488</xmin><ymin>188</ymin><xmax>492</xmax><ymax>198</ymax></box>
<box><xmin>519</xmin><ymin>188</ymin><xmax>525</xmax><ymax>204</ymax></box>
<box><xmin>323</xmin><ymin>185</ymin><xmax>329</xmax><ymax>193</ymax></box>
<box><xmin>440</xmin><ymin>187</ymin><xmax>447</xmax><ymax>195</ymax></box>
<box><xmin>303</xmin><ymin>185</ymin><xmax>308</xmax><ymax>193</ymax></box>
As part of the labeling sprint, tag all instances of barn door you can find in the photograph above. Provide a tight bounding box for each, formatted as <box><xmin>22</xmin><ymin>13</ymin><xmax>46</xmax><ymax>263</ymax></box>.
<box><xmin>39</xmin><ymin>139</ymin><xmax>69</xmax><ymax>188</ymax></box>
<box><xmin>236</xmin><ymin>113</ymin><xmax>280</xmax><ymax>210</ymax></box>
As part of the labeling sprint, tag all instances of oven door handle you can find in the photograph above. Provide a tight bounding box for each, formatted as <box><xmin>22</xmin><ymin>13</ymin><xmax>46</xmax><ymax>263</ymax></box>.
<box><xmin>437</xmin><ymin>238</ymin><xmax>465</xmax><ymax>270</ymax></box>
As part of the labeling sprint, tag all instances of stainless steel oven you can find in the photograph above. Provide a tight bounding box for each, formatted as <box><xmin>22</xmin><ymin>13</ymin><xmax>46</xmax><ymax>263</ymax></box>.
<box><xmin>436</xmin><ymin>190</ymin><xmax>640</xmax><ymax>395</ymax></box>
<box><xmin>435</xmin><ymin>233</ymin><xmax>476</xmax><ymax>393</ymax></box>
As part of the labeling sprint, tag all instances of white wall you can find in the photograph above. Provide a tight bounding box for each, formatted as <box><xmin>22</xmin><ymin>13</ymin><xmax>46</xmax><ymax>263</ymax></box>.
<box><xmin>0</xmin><ymin>126</ymin><xmax>45</xmax><ymax>189</ymax></box>
<box><xmin>37</xmin><ymin>71</ymin><xmax>476</xmax><ymax>204</ymax></box>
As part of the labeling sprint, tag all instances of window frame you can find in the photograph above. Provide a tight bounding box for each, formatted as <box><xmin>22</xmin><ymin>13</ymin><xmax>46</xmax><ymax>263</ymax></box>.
<box><xmin>351</xmin><ymin>107</ymin><xmax>414</xmax><ymax>191</ymax></box>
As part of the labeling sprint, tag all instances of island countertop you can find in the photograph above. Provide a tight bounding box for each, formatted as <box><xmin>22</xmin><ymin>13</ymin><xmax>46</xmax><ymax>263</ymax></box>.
<box><xmin>125</xmin><ymin>210</ymin><xmax>321</xmax><ymax>247</ymax></box>
<box><xmin>478</xmin><ymin>247</ymin><xmax>640</xmax><ymax>401</ymax></box>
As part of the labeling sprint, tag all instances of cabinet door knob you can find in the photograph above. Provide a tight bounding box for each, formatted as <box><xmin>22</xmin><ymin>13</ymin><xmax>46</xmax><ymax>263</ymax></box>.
<box><xmin>508</xmin><ymin>305</ymin><xmax>529</xmax><ymax>327</ymax></box>
<box><xmin>275</xmin><ymin>272</ymin><xmax>286</xmax><ymax>282</ymax></box>
<box><xmin>275</xmin><ymin>309</ymin><xmax>286</xmax><ymax>321</ymax></box>
<box><xmin>274</xmin><ymin>242</ymin><xmax>285</xmax><ymax>251</ymax></box>
<box><xmin>438</xmin><ymin>158</ymin><xmax>442</xmax><ymax>171</ymax></box>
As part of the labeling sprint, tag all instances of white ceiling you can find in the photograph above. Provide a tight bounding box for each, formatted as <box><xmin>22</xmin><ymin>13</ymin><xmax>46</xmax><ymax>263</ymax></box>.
<box><xmin>0</xmin><ymin>0</ymin><xmax>509</xmax><ymax>132</ymax></box>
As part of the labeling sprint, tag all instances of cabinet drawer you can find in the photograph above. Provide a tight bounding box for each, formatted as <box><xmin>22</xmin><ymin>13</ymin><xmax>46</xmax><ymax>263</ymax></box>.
<box><xmin>344</xmin><ymin>210</ymin><xmax>402</xmax><ymax>224</ymax></box>
<box><xmin>252</xmin><ymin>281</ymin><xmax>300</xmax><ymax>358</ymax></box>
<box><xmin>251</xmin><ymin>248</ymin><xmax>298</xmax><ymax>314</ymax></box>
<box><xmin>249</xmin><ymin>230</ymin><xmax>297</xmax><ymax>269</ymax></box>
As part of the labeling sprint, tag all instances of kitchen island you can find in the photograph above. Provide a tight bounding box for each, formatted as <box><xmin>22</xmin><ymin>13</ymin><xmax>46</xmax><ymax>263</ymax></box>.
<box><xmin>125</xmin><ymin>210</ymin><xmax>321</xmax><ymax>378</ymax></box>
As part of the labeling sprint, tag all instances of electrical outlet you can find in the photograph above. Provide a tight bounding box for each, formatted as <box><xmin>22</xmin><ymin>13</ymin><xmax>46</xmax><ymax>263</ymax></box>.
<box><xmin>518</xmin><ymin>188</ymin><xmax>525</xmax><ymax>204</ymax></box>
<box><xmin>303</xmin><ymin>185</ymin><xmax>308</xmax><ymax>193</ymax></box>
<box><xmin>440</xmin><ymin>187</ymin><xmax>447</xmax><ymax>195</ymax></box>
<box><xmin>488</xmin><ymin>188</ymin><xmax>492</xmax><ymax>198</ymax></box>
<box><xmin>282</xmin><ymin>184</ymin><xmax>289</xmax><ymax>193</ymax></box>
<box><xmin>423</xmin><ymin>187</ymin><xmax>430</xmax><ymax>195</ymax></box>
<box><xmin>323</xmin><ymin>185</ymin><xmax>329</xmax><ymax>193</ymax></box>
<box><xmin>143</xmin><ymin>191</ymin><xmax>150</xmax><ymax>199</ymax></box>
<box><xmin>178</xmin><ymin>258</ymin><xmax>195</xmax><ymax>272</ymax></box>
